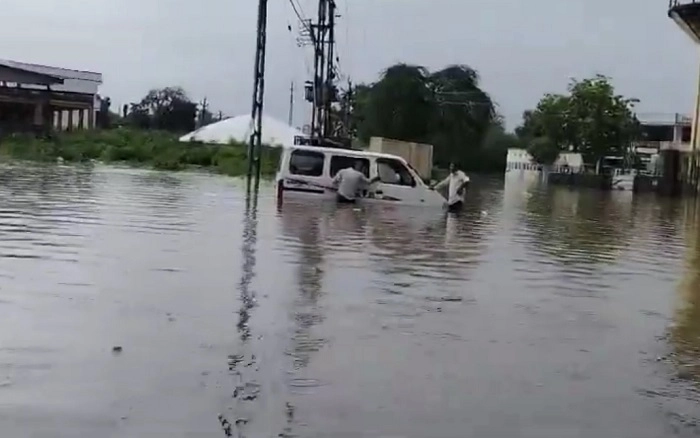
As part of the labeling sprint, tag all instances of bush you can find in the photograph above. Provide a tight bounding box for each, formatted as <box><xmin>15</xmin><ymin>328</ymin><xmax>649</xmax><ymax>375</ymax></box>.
<box><xmin>0</xmin><ymin>128</ymin><xmax>281</xmax><ymax>177</ymax></box>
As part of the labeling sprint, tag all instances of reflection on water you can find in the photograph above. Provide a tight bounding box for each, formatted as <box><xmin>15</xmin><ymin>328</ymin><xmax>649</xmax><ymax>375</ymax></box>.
<box><xmin>237</xmin><ymin>193</ymin><xmax>258</xmax><ymax>342</ymax></box>
<box><xmin>278</xmin><ymin>202</ymin><xmax>326</xmax><ymax>372</ymax></box>
<box><xmin>673</xmin><ymin>205</ymin><xmax>700</xmax><ymax>382</ymax></box>
<box><xmin>1</xmin><ymin>165</ymin><xmax>700</xmax><ymax>436</ymax></box>
<box><xmin>227</xmin><ymin>188</ymin><xmax>259</xmax><ymax>437</ymax></box>
<box><xmin>523</xmin><ymin>188</ymin><xmax>635</xmax><ymax>265</ymax></box>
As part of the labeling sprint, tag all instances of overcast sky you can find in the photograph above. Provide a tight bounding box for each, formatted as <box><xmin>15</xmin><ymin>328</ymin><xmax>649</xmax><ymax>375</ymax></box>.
<box><xmin>0</xmin><ymin>0</ymin><xmax>696</xmax><ymax>130</ymax></box>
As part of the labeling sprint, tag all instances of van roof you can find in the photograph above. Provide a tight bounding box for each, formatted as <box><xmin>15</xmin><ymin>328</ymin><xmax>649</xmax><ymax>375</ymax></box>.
<box><xmin>288</xmin><ymin>144</ymin><xmax>407</xmax><ymax>162</ymax></box>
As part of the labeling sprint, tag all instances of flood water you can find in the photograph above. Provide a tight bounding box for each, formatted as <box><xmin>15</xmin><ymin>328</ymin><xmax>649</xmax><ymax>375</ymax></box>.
<box><xmin>1</xmin><ymin>165</ymin><xmax>700</xmax><ymax>437</ymax></box>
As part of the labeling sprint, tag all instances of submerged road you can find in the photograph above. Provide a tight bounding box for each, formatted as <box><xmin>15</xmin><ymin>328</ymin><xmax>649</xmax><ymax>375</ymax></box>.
<box><xmin>0</xmin><ymin>164</ymin><xmax>698</xmax><ymax>437</ymax></box>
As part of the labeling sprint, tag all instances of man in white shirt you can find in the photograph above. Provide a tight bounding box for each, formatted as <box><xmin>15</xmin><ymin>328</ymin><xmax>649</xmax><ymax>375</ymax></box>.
<box><xmin>332</xmin><ymin>161</ymin><xmax>380</xmax><ymax>204</ymax></box>
<box><xmin>431</xmin><ymin>162</ymin><xmax>470</xmax><ymax>212</ymax></box>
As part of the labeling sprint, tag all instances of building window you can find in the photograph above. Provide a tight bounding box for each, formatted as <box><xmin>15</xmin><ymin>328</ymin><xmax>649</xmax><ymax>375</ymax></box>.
<box><xmin>330</xmin><ymin>155</ymin><xmax>370</xmax><ymax>177</ymax></box>
<box><xmin>641</xmin><ymin>124</ymin><xmax>674</xmax><ymax>142</ymax></box>
<box><xmin>376</xmin><ymin>158</ymin><xmax>415</xmax><ymax>187</ymax></box>
<box><xmin>289</xmin><ymin>149</ymin><xmax>324</xmax><ymax>176</ymax></box>
<box><xmin>682</xmin><ymin>126</ymin><xmax>692</xmax><ymax>143</ymax></box>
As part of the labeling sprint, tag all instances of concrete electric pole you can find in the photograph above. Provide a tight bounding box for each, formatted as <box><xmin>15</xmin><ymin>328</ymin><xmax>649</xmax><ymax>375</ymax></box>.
<box><xmin>247</xmin><ymin>0</ymin><xmax>269</xmax><ymax>183</ymax></box>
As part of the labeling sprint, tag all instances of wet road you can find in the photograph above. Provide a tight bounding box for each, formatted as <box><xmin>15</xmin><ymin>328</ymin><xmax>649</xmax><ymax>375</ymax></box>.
<box><xmin>0</xmin><ymin>164</ymin><xmax>699</xmax><ymax>437</ymax></box>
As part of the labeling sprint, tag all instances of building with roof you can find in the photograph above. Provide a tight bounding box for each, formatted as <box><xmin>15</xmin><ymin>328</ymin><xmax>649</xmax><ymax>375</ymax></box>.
<box><xmin>0</xmin><ymin>59</ymin><xmax>102</xmax><ymax>134</ymax></box>
<box><xmin>668</xmin><ymin>1</ymin><xmax>700</xmax><ymax>191</ymax></box>
<box><xmin>631</xmin><ymin>113</ymin><xmax>691</xmax><ymax>172</ymax></box>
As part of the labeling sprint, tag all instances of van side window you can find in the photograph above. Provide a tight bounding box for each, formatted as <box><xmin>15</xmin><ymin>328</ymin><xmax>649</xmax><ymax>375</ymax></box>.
<box><xmin>289</xmin><ymin>150</ymin><xmax>324</xmax><ymax>176</ymax></box>
<box><xmin>376</xmin><ymin>158</ymin><xmax>415</xmax><ymax>187</ymax></box>
<box><xmin>330</xmin><ymin>156</ymin><xmax>370</xmax><ymax>177</ymax></box>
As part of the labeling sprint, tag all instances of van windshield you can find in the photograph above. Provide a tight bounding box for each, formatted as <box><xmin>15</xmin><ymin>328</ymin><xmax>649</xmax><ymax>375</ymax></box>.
<box><xmin>404</xmin><ymin>161</ymin><xmax>424</xmax><ymax>184</ymax></box>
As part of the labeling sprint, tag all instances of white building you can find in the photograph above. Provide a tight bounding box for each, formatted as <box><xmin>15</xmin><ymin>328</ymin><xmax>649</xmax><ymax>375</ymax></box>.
<box><xmin>506</xmin><ymin>148</ymin><xmax>583</xmax><ymax>173</ymax></box>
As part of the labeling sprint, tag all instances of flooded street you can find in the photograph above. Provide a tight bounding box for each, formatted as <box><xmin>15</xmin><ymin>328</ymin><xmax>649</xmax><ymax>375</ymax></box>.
<box><xmin>1</xmin><ymin>164</ymin><xmax>700</xmax><ymax>437</ymax></box>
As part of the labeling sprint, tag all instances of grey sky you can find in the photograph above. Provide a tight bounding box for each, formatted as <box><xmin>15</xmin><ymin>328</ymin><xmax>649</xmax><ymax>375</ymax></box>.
<box><xmin>0</xmin><ymin>0</ymin><xmax>695</xmax><ymax>130</ymax></box>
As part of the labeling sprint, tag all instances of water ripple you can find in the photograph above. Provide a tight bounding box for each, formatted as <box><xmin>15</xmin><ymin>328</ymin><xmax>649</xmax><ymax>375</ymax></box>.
<box><xmin>0</xmin><ymin>167</ymin><xmax>698</xmax><ymax>436</ymax></box>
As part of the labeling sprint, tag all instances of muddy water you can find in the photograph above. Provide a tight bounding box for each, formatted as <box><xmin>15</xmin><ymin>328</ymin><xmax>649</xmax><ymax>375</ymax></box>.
<box><xmin>0</xmin><ymin>165</ymin><xmax>699</xmax><ymax>437</ymax></box>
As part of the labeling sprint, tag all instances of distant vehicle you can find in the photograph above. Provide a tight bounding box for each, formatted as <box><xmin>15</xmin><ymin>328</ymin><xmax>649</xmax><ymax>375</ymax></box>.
<box><xmin>276</xmin><ymin>145</ymin><xmax>446</xmax><ymax>207</ymax></box>
<box><xmin>602</xmin><ymin>156</ymin><xmax>636</xmax><ymax>191</ymax></box>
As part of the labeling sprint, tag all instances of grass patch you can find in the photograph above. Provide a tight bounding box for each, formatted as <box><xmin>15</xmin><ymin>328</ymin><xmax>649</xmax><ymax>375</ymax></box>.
<box><xmin>0</xmin><ymin>128</ymin><xmax>281</xmax><ymax>177</ymax></box>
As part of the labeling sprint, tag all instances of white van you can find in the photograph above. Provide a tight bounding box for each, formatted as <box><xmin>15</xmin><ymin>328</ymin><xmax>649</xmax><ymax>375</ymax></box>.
<box><xmin>275</xmin><ymin>145</ymin><xmax>446</xmax><ymax>207</ymax></box>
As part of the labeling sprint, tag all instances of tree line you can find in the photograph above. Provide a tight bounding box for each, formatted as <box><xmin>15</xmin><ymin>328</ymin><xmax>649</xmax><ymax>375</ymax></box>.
<box><xmin>99</xmin><ymin>87</ymin><xmax>222</xmax><ymax>133</ymax></box>
<box><xmin>344</xmin><ymin>64</ymin><xmax>640</xmax><ymax>173</ymax></box>
<box><xmin>342</xmin><ymin>64</ymin><xmax>519</xmax><ymax>172</ymax></box>
<box><xmin>515</xmin><ymin>74</ymin><xmax>640</xmax><ymax>170</ymax></box>
<box><xmin>98</xmin><ymin>66</ymin><xmax>640</xmax><ymax>174</ymax></box>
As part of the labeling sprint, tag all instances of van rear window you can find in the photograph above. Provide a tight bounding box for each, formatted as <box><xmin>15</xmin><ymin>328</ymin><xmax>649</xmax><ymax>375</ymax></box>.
<box><xmin>289</xmin><ymin>150</ymin><xmax>324</xmax><ymax>176</ymax></box>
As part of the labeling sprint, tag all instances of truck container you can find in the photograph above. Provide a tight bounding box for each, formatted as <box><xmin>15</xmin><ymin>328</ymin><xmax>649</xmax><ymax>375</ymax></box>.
<box><xmin>368</xmin><ymin>137</ymin><xmax>433</xmax><ymax>181</ymax></box>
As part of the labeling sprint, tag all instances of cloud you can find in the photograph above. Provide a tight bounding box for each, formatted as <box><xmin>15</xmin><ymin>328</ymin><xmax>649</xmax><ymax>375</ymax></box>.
<box><xmin>0</xmin><ymin>0</ymin><xmax>695</xmax><ymax>130</ymax></box>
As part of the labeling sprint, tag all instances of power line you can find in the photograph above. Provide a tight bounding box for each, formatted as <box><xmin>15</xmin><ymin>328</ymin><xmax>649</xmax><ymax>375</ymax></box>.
<box><xmin>288</xmin><ymin>0</ymin><xmax>311</xmax><ymax>33</ymax></box>
<box><xmin>288</xmin><ymin>0</ymin><xmax>304</xmax><ymax>23</ymax></box>
<box><xmin>284</xmin><ymin>6</ymin><xmax>313</xmax><ymax>73</ymax></box>
<box><xmin>293</xmin><ymin>0</ymin><xmax>308</xmax><ymax>19</ymax></box>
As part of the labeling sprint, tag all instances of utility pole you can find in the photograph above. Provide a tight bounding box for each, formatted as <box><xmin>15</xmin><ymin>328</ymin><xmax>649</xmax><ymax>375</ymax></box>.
<box><xmin>247</xmin><ymin>0</ymin><xmax>269</xmax><ymax>183</ymax></box>
<box><xmin>344</xmin><ymin>79</ymin><xmax>352</xmax><ymax>138</ymax></box>
<box><xmin>322</xmin><ymin>0</ymin><xmax>336</xmax><ymax>138</ymax></box>
<box><xmin>288</xmin><ymin>81</ymin><xmax>294</xmax><ymax>126</ymax></box>
<box><xmin>310</xmin><ymin>0</ymin><xmax>327</xmax><ymax>139</ymax></box>
<box><xmin>198</xmin><ymin>97</ymin><xmax>208</xmax><ymax>128</ymax></box>
<box><xmin>296</xmin><ymin>0</ymin><xmax>339</xmax><ymax>143</ymax></box>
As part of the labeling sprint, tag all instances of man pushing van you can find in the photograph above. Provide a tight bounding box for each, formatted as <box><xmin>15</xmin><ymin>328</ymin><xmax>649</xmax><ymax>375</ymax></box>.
<box><xmin>431</xmin><ymin>162</ymin><xmax>470</xmax><ymax>212</ymax></box>
<box><xmin>332</xmin><ymin>160</ymin><xmax>380</xmax><ymax>203</ymax></box>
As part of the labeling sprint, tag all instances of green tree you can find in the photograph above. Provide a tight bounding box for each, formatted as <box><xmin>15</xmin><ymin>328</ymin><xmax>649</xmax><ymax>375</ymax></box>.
<box><xmin>428</xmin><ymin>65</ymin><xmax>496</xmax><ymax>168</ymax></box>
<box><xmin>516</xmin><ymin>75</ymin><xmax>640</xmax><ymax>171</ymax></box>
<box><xmin>480</xmin><ymin>118</ymin><xmax>522</xmax><ymax>170</ymax></box>
<box><xmin>346</xmin><ymin>84</ymin><xmax>370</xmax><ymax>141</ymax></box>
<box><xmin>126</xmin><ymin>87</ymin><xmax>197</xmax><ymax>133</ymax></box>
<box><xmin>515</xmin><ymin>94</ymin><xmax>572</xmax><ymax>151</ymax></box>
<box><xmin>527</xmin><ymin>136</ymin><xmax>560</xmax><ymax>165</ymax></box>
<box><xmin>360</xmin><ymin>64</ymin><xmax>435</xmax><ymax>144</ymax></box>
<box><xmin>566</xmin><ymin>75</ymin><xmax>640</xmax><ymax>168</ymax></box>
<box><xmin>97</xmin><ymin>97</ymin><xmax>112</xmax><ymax>129</ymax></box>
<box><xmin>126</xmin><ymin>103</ymin><xmax>151</xmax><ymax>129</ymax></box>
<box><xmin>351</xmin><ymin>63</ymin><xmax>498</xmax><ymax>171</ymax></box>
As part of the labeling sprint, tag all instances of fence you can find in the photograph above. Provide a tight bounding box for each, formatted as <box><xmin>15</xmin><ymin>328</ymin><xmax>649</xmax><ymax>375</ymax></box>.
<box><xmin>670</xmin><ymin>0</ymin><xmax>700</xmax><ymax>8</ymax></box>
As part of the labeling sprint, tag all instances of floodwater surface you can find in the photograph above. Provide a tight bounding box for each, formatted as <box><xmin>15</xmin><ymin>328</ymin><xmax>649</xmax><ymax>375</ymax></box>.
<box><xmin>0</xmin><ymin>165</ymin><xmax>699</xmax><ymax>437</ymax></box>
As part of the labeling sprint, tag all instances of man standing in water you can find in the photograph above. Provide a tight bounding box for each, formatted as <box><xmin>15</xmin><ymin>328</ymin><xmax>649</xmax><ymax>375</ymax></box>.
<box><xmin>431</xmin><ymin>162</ymin><xmax>470</xmax><ymax>212</ymax></box>
<box><xmin>332</xmin><ymin>160</ymin><xmax>380</xmax><ymax>204</ymax></box>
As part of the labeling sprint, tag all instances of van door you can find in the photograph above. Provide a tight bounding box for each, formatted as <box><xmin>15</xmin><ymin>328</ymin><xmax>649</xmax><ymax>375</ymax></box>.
<box><xmin>329</xmin><ymin>153</ymin><xmax>374</xmax><ymax>199</ymax></box>
<box><xmin>373</xmin><ymin>157</ymin><xmax>427</xmax><ymax>205</ymax></box>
